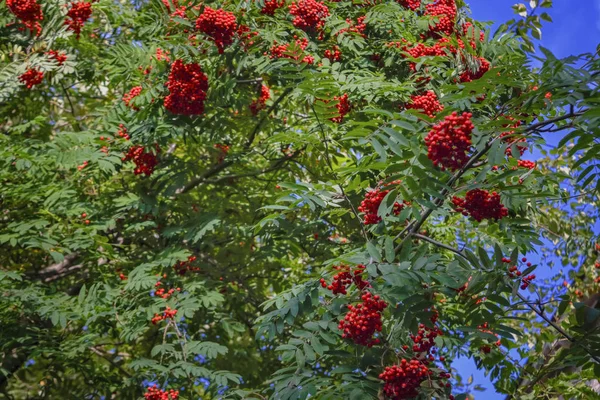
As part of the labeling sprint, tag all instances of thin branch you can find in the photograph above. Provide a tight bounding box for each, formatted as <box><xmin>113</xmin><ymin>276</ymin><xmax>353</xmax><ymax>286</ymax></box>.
<box><xmin>414</xmin><ymin>234</ymin><xmax>467</xmax><ymax>258</ymax></box>
<box><xmin>515</xmin><ymin>292</ymin><xmax>600</xmax><ymax>364</ymax></box>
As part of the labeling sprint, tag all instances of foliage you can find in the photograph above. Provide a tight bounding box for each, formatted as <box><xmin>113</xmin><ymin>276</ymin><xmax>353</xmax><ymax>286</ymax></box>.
<box><xmin>1</xmin><ymin>0</ymin><xmax>599</xmax><ymax>399</ymax></box>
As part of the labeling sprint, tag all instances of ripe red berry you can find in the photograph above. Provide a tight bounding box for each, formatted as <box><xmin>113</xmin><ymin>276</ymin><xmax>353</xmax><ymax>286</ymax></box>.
<box><xmin>261</xmin><ymin>0</ymin><xmax>284</xmax><ymax>15</ymax></box>
<box><xmin>323</xmin><ymin>46</ymin><xmax>342</xmax><ymax>62</ymax></box>
<box><xmin>6</xmin><ymin>0</ymin><xmax>43</xmax><ymax>35</ymax></box>
<box><xmin>65</xmin><ymin>2</ymin><xmax>92</xmax><ymax>39</ymax></box>
<box><xmin>47</xmin><ymin>50</ymin><xmax>67</xmax><ymax>65</ymax></box>
<box><xmin>358</xmin><ymin>181</ymin><xmax>407</xmax><ymax>225</ymax></box>
<box><xmin>405</xmin><ymin>91</ymin><xmax>444</xmax><ymax>118</ymax></box>
<box><xmin>164</xmin><ymin>60</ymin><xmax>209</xmax><ymax>116</ymax></box>
<box><xmin>144</xmin><ymin>385</ymin><xmax>179</xmax><ymax>400</ymax></box>
<box><xmin>123</xmin><ymin>86</ymin><xmax>142</xmax><ymax>109</ymax></box>
<box><xmin>338</xmin><ymin>292</ymin><xmax>387</xmax><ymax>347</ymax></box>
<box><xmin>460</xmin><ymin>57</ymin><xmax>490</xmax><ymax>82</ymax></box>
<box><xmin>452</xmin><ymin>189</ymin><xmax>508</xmax><ymax>222</ymax></box>
<box><xmin>195</xmin><ymin>7</ymin><xmax>237</xmax><ymax>53</ymax></box>
<box><xmin>289</xmin><ymin>0</ymin><xmax>329</xmax><ymax>31</ymax></box>
<box><xmin>425</xmin><ymin>0</ymin><xmax>457</xmax><ymax>37</ymax></box>
<box><xmin>19</xmin><ymin>68</ymin><xmax>44</xmax><ymax>89</ymax></box>
<box><xmin>397</xmin><ymin>0</ymin><xmax>420</xmax><ymax>11</ymax></box>
<box><xmin>122</xmin><ymin>145</ymin><xmax>160</xmax><ymax>176</ymax></box>
<box><xmin>249</xmin><ymin>85</ymin><xmax>271</xmax><ymax>115</ymax></box>
<box><xmin>330</xmin><ymin>93</ymin><xmax>350</xmax><ymax>123</ymax></box>
<box><xmin>321</xmin><ymin>264</ymin><xmax>369</xmax><ymax>295</ymax></box>
<box><xmin>425</xmin><ymin>112</ymin><xmax>473</xmax><ymax>170</ymax></box>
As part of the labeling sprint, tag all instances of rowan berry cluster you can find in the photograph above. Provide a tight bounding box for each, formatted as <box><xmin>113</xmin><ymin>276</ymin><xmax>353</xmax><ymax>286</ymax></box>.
<box><xmin>324</xmin><ymin>46</ymin><xmax>342</xmax><ymax>62</ymax></box>
<box><xmin>477</xmin><ymin>322</ymin><xmax>501</xmax><ymax>353</ymax></box>
<box><xmin>123</xmin><ymin>86</ymin><xmax>142</xmax><ymax>109</ymax></box>
<box><xmin>424</xmin><ymin>112</ymin><xmax>473</xmax><ymax>170</ymax></box>
<box><xmin>459</xmin><ymin>57</ymin><xmax>490</xmax><ymax>82</ymax></box>
<box><xmin>517</xmin><ymin>160</ymin><xmax>535</xmax><ymax>170</ymax></box>
<box><xmin>395</xmin><ymin>40</ymin><xmax>449</xmax><ymax>72</ymax></box>
<box><xmin>462</xmin><ymin>22</ymin><xmax>485</xmax><ymax>49</ymax></box>
<box><xmin>236</xmin><ymin>24</ymin><xmax>259</xmax><ymax>47</ymax></box>
<box><xmin>19</xmin><ymin>68</ymin><xmax>44</xmax><ymax>89</ymax></box>
<box><xmin>425</xmin><ymin>0</ymin><xmax>457</xmax><ymax>37</ymax></box>
<box><xmin>339</xmin><ymin>292</ymin><xmax>387</xmax><ymax>347</ymax></box>
<box><xmin>379</xmin><ymin>360</ymin><xmax>433</xmax><ymax>399</ymax></box>
<box><xmin>320</xmin><ymin>264</ymin><xmax>369</xmax><ymax>295</ymax></box>
<box><xmin>154</xmin><ymin>280</ymin><xmax>181</xmax><ymax>299</ymax></box>
<box><xmin>122</xmin><ymin>145</ymin><xmax>160</xmax><ymax>176</ymax></box>
<box><xmin>151</xmin><ymin>306</ymin><xmax>178</xmax><ymax>324</ymax></box>
<box><xmin>6</xmin><ymin>0</ymin><xmax>43</xmax><ymax>35</ymax></box>
<box><xmin>503</xmin><ymin>257</ymin><xmax>535</xmax><ymax>289</ymax></box>
<box><xmin>500</xmin><ymin>118</ymin><xmax>527</xmax><ymax>157</ymax></box>
<box><xmin>77</xmin><ymin>160</ymin><xmax>89</xmax><ymax>171</ymax></box>
<box><xmin>398</xmin><ymin>0</ymin><xmax>421</xmax><ymax>11</ymax></box>
<box><xmin>410</xmin><ymin>320</ymin><xmax>443</xmax><ymax>353</ymax></box>
<box><xmin>406</xmin><ymin>91</ymin><xmax>444</xmax><ymax>118</ymax></box>
<box><xmin>261</xmin><ymin>0</ymin><xmax>284</xmax><ymax>16</ymax></box>
<box><xmin>164</xmin><ymin>60</ymin><xmax>209</xmax><ymax>115</ymax></box>
<box><xmin>337</xmin><ymin>16</ymin><xmax>366</xmax><ymax>37</ymax></box>
<box><xmin>65</xmin><ymin>2</ymin><xmax>92</xmax><ymax>39</ymax></box>
<box><xmin>330</xmin><ymin>93</ymin><xmax>350</xmax><ymax>123</ymax></box>
<box><xmin>249</xmin><ymin>85</ymin><xmax>271</xmax><ymax>115</ymax></box>
<box><xmin>289</xmin><ymin>0</ymin><xmax>329</xmax><ymax>31</ymax></box>
<box><xmin>47</xmin><ymin>50</ymin><xmax>67</xmax><ymax>65</ymax></box>
<box><xmin>452</xmin><ymin>189</ymin><xmax>508</xmax><ymax>222</ymax></box>
<box><xmin>195</xmin><ymin>7</ymin><xmax>237</xmax><ymax>53</ymax></box>
<box><xmin>155</xmin><ymin>48</ymin><xmax>171</xmax><ymax>62</ymax></box>
<box><xmin>144</xmin><ymin>385</ymin><xmax>179</xmax><ymax>400</ymax></box>
<box><xmin>173</xmin><ymin>255</ymin><xmax>200</xmax><ymax>275</ymax></box>
<box><xmin>268</xmin><ymin>37</ymin><xmax>314</xmax><ymax>64</ymax></box>
<box><xmin>117</xmin><ymin>124</ymin><xmax>130</xmax><ymax>140</ymax></box>
<box><xmin>358</xmin><ymin>184</ymin><xmax>406</xmax><ymax>225</ymax></box>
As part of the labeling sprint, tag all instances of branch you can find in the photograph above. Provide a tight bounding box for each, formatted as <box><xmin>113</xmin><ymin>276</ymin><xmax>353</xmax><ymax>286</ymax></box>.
<box><xmin>413</xmin><ymin>234</ymin><xmax>467</xmax><ymax>258</ymax></box>
<box><xmin>515</xmin><ymin>292</ymin><xmax>600</xmax><ymax>364</ymax></box>
<box><xmin>179</xmin><ymin>87</ymin><xmax>294</xmax><ymax>194</ymax></box>
<box><xmin>204</xmin><ymin>150</ymin><xmax>303</xmax><ymax>184</ymax></box>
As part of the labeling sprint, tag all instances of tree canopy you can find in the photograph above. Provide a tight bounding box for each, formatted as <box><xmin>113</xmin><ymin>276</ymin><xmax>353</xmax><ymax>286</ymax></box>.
<box><xmin>1</xmin><ymin>0</ymin><xmax>600</xmax><ymax>399</ymax></box>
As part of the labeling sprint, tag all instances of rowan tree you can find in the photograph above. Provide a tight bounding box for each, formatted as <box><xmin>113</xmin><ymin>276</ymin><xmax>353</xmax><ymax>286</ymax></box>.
<box><xmin>1</xmin><ymin>0</ymin><xmax>600</xmax><ymax>399</ymax></box>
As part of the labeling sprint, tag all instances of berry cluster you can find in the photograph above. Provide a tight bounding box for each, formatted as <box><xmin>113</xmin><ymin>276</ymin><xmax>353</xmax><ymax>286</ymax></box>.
<box><xmin>195</xmin><ymin>7</ymin><xmax>237</xmax><ymax>53</ymax></box>
<box><xmin>289</xmin><ymin>0</ymin><xmax>329</xmax><ymax>31</ymax></box>
<box><xmin>503</xmin><ymin>257</ymin><xmax>535</xmax><ymax>289</ymax></box>
<box><xmin>410</xmin><ymin>319</ymin><xmax>443</xmax><ymax>353</ymax></box>
<box><xmin>323</xmin><ymin>46</ymin><xmax>342</xmax><ymax>62</ymax></box>
<box><xmin>261</xmin><ymin>0</ymin><xmax>284</xmax><ymax>15</ymax></box>
<box><xmin>19</xmin><ymin>68</ymin><xmax>44</xmax><ymax>89</ymax></box>
<box><xmin>459</xmin><ymin>57</ymin><xmax>490</xmax><ymax>83</ymax></box>
<box><xmin>117</xmin><ymin>124</ymin><xmax>130</xmax><ymax>140</ymax></box>
<box><xmin>151</xmin><ymin>306</ymin><xmax>178</xmax><ymax>324</ymax></box>
<box><xmin>164</xmin><ymin>60</ymin><xmax>209</xmax><ymax>116</ymax></box>
<box><xmin>500</xmin><ymin>118</ymin><xmax>527</xmax><ymax>157</ymax></box>
<box><xmin>65</xmin><ymin>2</ymin><xmax>92</xmax><ymax>39</ymax></box>
<box><xmin>249</xmin><ymin>85</ymin><xmax>271</xmax><ymax>115</ymax></box>
<box><xmin>379</xmin><ymin>360</ymin><xmax>433</xmax><ymax>399</ymax></box>
<box><xmin>424</xmin><ymin>112</ymin><xmax>473</xmax><ymax>170</ymax></box>
<box><xmin>462</xmin><ymin>22</ymin><xmax>485</xmax><ymax>49</ymax></box>
<box><xmin>144</xmin><ymin>386</ymin><xmax>179</xmax><ymax>400</ymax></box>
<box><xmin>425</xmin><ymin>0</ymin><xmax>457</xmax><ymax>37</ymax></box>
<box><xmin>155</xmin><ymin>48</ymin><xmax>171</xmax><ymax>62</ymax></box>
<box><xmin>337</xmin><ymin>16</ymin><xmax>366</xmax><ymax>37</ymax></box>
<box><xmin>452</xmin><ymin>189</ymin><xmax>508</xmax><ymax>222</ymax></box>
<box><xmin>517</xmin><ymin>160</ymin><xmax>535</xmax><ymax>170</ymax></box>
<box><xmin>213</xmin><ymin>143</ymin><xmax>230</xmax><ymax>163</ymax></box>
<box><xmin>123</xmin><ymin>86</ymin><xmax>142</xmax><ymax>109</ymax></box>
<box><xmin>405</xmin><ymin>91</ymin><xmax>444</xmax><ymax>118</ymax></box>
<box><xmin>47</xmin><ymin>50</ymin><xmax>67</xmax><ymax>65</ymax></box>
<box><xmin>358</xmin><ymin>183</ymin><xmax>406</xmax><ymax>225</ymax></box>
<box><xmin>320</xmin><ymin>264</ymin><xmax>369</xmax><ymax>295</ymax></box>
<box><xmin>6</xmin><ymin>0</ymin><xmax>43</xmax><ymax>35</ymax></box>
<box><xmin>330</xmin><ymin>93</ymin><xmax>350</xmax><ymax>123</ymax></box>
<box><xmin>339</xmin><ymin>292</ymin><xmax>387</xmax><ymax>347</ymax></box>
<box><xmin>173</xmin><ymin>255</ymin><xmax>200</xmax><ymax>275</ymax></box>
<box><xmin>397</xmin><ymin>0</ymin><xmax>421</xmax><ymax>11</ymax></box>
<box><xmin>236</xmin><ymin>24</ymin><xmax>259</xmax><ymax>47</ymax></box>
<box><xmin>122</xmin><ymin>145</ymin><xmax>160</xmax><ymax>176</ymax></box>
<box><xmin>77</xmin><ymin>160</ymin><xmax>89</xmax><ymax>171</ymax></box>
<box><xmin>154</xmin><ymin>280</ymin><xmax>181</xmax><ymax>299</ymax></box>
<box><xmin>268</xmin><ymin>37</ymin><xmax>314</xmax><ymax>64</ymax></box>
<box><xmin>477</xmin><ymin>322</ymin><xmax>501</xmax><ymax>353</ymax></box>
<box><xmin>397</xmin><ymin>40</ymin><xmax>449</xmax><ymax>71</ymax></box>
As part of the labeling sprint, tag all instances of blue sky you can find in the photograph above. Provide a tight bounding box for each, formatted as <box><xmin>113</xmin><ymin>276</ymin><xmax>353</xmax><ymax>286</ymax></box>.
<box><xmin>452</xmin><ymin>2</ymin><xmax>600</xmax><ymax>398</ymax></box>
